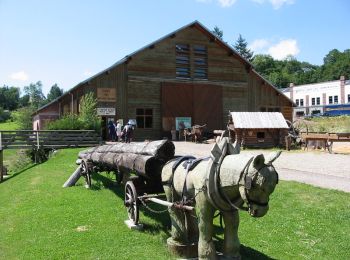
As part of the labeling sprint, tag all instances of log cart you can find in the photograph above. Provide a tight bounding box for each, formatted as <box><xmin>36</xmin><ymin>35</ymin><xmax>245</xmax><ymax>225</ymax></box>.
<box><xmin>65</xmin><ymin>140</ymin><xmax>193</xmax><ymax>225</ymax></box>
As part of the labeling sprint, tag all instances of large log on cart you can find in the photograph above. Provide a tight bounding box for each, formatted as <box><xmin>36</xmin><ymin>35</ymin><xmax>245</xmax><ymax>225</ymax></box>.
<box><xmin>63</xmin><ymin>140</ymin><xmax>175</xmax><ymax>189</ymax></box>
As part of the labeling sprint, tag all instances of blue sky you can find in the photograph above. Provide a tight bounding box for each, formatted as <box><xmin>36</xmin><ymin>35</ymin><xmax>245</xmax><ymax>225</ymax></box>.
<box><xmin>0</xmin><ymin>0</ymin><xmax>349</xmax><ymax>95</ymax></box>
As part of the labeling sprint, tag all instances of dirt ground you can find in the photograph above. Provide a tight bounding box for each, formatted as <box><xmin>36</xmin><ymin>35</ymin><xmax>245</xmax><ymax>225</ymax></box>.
<box><xmin>173</xmin><ymin>141</ymin><xmax>350</xmax><ymax>193</ymax></box>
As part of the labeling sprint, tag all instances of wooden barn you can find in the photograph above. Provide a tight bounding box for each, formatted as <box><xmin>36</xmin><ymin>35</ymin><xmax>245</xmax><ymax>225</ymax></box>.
<box><xmin>228</xmin><ymin>112</ymin><xmax>289</xmax><ymax>148</ymax></box>
<box><xmin>33</xmin><ymin>21</ymin><xmax>294</xmax><ymax>140</ymax></box>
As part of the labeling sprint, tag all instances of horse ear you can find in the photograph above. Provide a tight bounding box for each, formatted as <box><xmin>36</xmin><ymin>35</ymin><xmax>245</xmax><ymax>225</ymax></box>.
<box><xmin>253</xmin><ymin>154</ymin><xmax>265</xmax><ymax>169</ymax></box>
<box><xmin>266</xmin><ymin>151</ymin><xmax>282</xmax><ymax>165</ymax></box>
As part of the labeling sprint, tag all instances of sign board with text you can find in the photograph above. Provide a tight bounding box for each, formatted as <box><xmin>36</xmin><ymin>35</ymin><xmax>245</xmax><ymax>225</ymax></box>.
<box><xmin>97</xmin><ymin>88</ymin><xmax>116</xmax><ymax>102</ymax></box>
<box><xmin>97</xmin><ymin>107</ymin><xmax>116</xmax><ymax>116</ymax></box>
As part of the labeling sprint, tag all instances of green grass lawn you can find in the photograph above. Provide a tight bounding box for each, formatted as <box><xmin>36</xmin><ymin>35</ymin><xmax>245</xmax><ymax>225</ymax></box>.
<box><xmin>0</xmin><ymin>148</ymin><xmax>349</xmax><ymax>259</ymax></box>
<box><xmin>0</xmin><ymin>121</ymin><xmax>19</xmax><ymax>131</ymax></box>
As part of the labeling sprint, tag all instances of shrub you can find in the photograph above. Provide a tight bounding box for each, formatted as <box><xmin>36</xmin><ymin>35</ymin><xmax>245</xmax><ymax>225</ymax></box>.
<box><xmin>46</xmin><ymin>113</ymin><xmax>85</xmax><ymax>130</ymax></box>
<box><xmin>0</xmin><ymin>107</ymin><xmax>10</xmax><ymax>122</ymax></box>
<box><xmin>11</xmin><ymin>106</ymin><xmax>36</xmax><ymax>129</ymax></box>
<box><xmin>45</xmin><ymin>92</ymin><xmax>101</xmax><ymax>132</ymax></box>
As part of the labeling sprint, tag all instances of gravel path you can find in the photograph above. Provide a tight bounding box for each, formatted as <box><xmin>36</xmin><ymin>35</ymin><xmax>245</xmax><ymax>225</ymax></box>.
<box><xmin>173</xmin><ymin>141</ymin><xmax>350</xmax><ymax>193</ymax></box>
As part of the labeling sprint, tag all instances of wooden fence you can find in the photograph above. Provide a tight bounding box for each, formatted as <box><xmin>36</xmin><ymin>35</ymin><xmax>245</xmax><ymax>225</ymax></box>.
<box><xmin>0</xmin><ymin>130</ymin><xmax>102</xmax><ymax>182</ymax></box>
<box><xmin>300</xmin><ymin>132</ymin><xmax>350</xmax><ymax>153</ymax></box>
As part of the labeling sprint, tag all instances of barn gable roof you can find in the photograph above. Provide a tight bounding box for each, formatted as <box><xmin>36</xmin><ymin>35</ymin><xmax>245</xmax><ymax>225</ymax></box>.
<box><xmin>230</xmin><ymin>112</ymin><xmax>289</xmax><ymax>129</ymax></box>
<box><xmin>35</xmin><ymin>21</ymin><xmax>293</xmax><ymax>114</ymax></box>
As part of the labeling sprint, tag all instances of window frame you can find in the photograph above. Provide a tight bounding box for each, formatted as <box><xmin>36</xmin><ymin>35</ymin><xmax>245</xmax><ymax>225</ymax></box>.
<box><xmin>334</xmin><ymin>95</ymin><xmax>338</xmax><ymax>104</ymax></box>
<box><xmin>311</xmin><ymin>98</ymin><xmax>315</xmax><ymax>106</ymax></box>
<box><xmin>329</xmin><ymin>96</ymin><xmax>333</xmax><ymax>104</ymax></box>
<box><xmin>136</xmin><ymin>108</ymin><xmax>153</xmax><ymax>129</ymax></box>
<box><xmin>176</xmin><ymin>44</ymin><xmax>190</xmax><ymax>79</ymax></box>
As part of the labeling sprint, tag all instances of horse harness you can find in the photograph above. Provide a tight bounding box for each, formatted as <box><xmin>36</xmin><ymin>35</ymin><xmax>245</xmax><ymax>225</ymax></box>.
<box><xmin>162</xmin><ymin>155</ymin><xmax>210</xmax><ymax>205</ymax></box>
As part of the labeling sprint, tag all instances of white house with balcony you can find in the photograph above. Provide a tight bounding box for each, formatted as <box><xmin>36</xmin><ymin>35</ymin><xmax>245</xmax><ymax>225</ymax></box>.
<box><xmin>282</xmin><ymin>76</ymin><xmax>350</xmax><ymax>118</ymax></box>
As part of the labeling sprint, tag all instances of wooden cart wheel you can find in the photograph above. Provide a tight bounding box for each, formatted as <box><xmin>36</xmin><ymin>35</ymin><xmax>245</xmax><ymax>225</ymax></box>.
<box><xmin>81</xmin><ymin>160</ymin><xmax>92</xmax><ymax>188</ymax></box>
<box><xmin>124</xmin><ymin>181</ymin><xmax>139</xmax><ymax>225</ymax></box>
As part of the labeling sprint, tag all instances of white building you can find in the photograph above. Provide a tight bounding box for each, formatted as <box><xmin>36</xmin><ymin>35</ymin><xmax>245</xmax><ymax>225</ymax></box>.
<box><xmin>282</xmin><ymin>76</ymin><xmax>350</xmax><ymax>118</ymax></box>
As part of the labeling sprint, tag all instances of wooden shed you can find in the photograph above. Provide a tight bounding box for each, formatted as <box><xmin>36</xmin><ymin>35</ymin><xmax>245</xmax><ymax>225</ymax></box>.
<box><xmin>228</xmin><ymin>112</ymin><xmax>289</xmax><ymax>148</ymax></box>
<box><xmin>33</xmin><ymin>21</ymin><xmax>294</xmax><ymax>141</ymax></box>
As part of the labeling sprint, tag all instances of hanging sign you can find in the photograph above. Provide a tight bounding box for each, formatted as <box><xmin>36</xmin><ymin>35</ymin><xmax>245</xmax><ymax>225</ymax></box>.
<box><xmin>97</xmin><ymin>107</ymin><xmax>116</xmax><ymax>116</ymax></box>
<box><xmin>97</xmin><ymin>88</ymin><xmax>116</xmax><ymax>102</ymax></box>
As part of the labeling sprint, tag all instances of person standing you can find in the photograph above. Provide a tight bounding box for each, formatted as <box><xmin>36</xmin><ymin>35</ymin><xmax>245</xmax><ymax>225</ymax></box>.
<box><xmin>116</xmin><ymin>120</ymin><xmax>122</xmax><ymax>142</ymax></box>
<box><xmin>124</xmin><ymin>123</ymin><xmax>134</xmax><ymax>143</ymax></box>
<box><xmin>108</xmin><ymin>120</ymin><xmax>116</xmax><ymax>141</ymax></box>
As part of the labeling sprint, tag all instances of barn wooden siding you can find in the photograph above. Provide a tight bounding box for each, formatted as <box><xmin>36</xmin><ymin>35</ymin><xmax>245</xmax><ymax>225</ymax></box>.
<box><xmin>33</xmin><ymin>21</ymin><xmax>293</xmax><ymax>141</ymax></box>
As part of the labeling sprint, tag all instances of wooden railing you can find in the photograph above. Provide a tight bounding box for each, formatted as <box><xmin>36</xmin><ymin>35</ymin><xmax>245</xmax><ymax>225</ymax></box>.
<box><xmin>300</xmin><ymin>132</ymin><xmax>350</xmax><ymax>153</ymax></box>
<box><xmin>0</xmin><ymin>130</ymin><xmax>102</xmax><ymax>182</ymax></box>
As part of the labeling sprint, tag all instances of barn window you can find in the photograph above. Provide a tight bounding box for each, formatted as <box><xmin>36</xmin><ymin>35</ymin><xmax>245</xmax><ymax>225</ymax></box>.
<box><xmin>176</xmin><ymin>44</ymin><xmax>190</xmax><ymax>78</ymax></box>
<box><xmin>296</xmin><ymin>99</ymin><xmax>299</xmax><ymax>106</ymax></box>
<box><xmin>136</xmin><ymin>108</ymin><xmax>153</xmax><ymax>129</ymax></box>
<box><xmin>257</xmin><ymin>132</ymin><xmax>265</xmax><ymax>139</ymax></box>
<box><xmin>193</xmin><ymin>45</ymin><xmax>207</xmax><ymax>79</ymax></box>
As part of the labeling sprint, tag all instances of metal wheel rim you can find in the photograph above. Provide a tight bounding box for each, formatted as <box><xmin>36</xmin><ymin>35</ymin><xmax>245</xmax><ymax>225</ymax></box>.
<box><xmin>124</xmin><ymin>181</ymin><xmax>139</xmax><ymax>225</ymax></box>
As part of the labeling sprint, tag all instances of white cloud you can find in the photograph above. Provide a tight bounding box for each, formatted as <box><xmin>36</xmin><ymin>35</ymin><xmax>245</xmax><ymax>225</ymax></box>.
<box><xmin>251</xmin><ymin>0</ymin><xmax>295</xmax><ymax>9</ymax></box>
<box><xmin>217</xmin><ymin>0</ymin><xmax>237</xmax><ymax>7</ymax></box>
<box><xmin>83</xmin><ymin>70</ymin><xmax>93</xmax><ymax>77</ymax></box>
<box><xmin>269</xmin><ymin>0</ymin><xmax>295</xmax><ymax>9</ymax></box>
<box><xmin>195</xmin><ymin>0</ymin><xmax>238</xmax><ymax>7</ymax></box>
<box><xmin>249</xmin><ymin>39</ymin><xmax>270</xmax><ymax>53</ymax></box>
<box><xmin>9</xmin><ymin>71</ymin><xmax>29</xmax><ymax>81</ymax></box>
<box><xmin>268</xmin><ymin>39</ymin><xmax>300</xmax><ymax>59</ymax></box>
<box><xmin>249</xmin><ymin>38</ymin><xmax>300</xmax><ymax>60</ymax></box>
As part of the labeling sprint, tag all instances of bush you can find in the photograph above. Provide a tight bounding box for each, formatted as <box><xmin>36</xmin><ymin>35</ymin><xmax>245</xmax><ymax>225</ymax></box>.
<box><xmin>0</xmin><ymin>107</ymin><xmax>11</xmax><ymax>122</ymax></box>
<box><xmin>11</xmin><ymin>106</ymin><xmax>36</xmax><ymax>129</ymax></box>
<box><xmin>45</xmin><ymin>92</ymin><xmax>101</xmax><ymax>132</ymax></box>
<box><xmin>46</xmin><ymin>113</ymin><xmax>85</xmax><ymax>130</ymax></box>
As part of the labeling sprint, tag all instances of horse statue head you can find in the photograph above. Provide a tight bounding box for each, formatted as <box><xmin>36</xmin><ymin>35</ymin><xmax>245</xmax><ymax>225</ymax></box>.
<box><xmin>231</xmin><ymin>151</ymin><xmax>281</xmax><ymax>218</ymax></box>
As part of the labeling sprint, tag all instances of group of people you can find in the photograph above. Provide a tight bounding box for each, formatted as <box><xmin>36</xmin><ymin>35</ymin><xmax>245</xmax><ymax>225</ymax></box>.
<box><xmin>108</xmin><ymin>120</ymin><xmax>134</xmax><ymax>143</ymax></box>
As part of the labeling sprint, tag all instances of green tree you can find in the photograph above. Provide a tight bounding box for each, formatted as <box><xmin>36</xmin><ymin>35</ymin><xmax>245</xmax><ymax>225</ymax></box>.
<box><xmin>233</xmin><ymin>34</ymin><xmax>254</xmax><ymax>62</ymax></box>
<box><xmin>321</xmin><ymin>49</ymin><xmax>350</xmax><ymax>81</ymax></box>
<box><xmin>23</xmin><ymin>81</ymin><xmax>46</xmax><ymax>109</ymax></box>
<box><xmin>46</xmin><ymin>83</ymin><xmax>64</xmax><ymax>103</ymax></box>
<box><xmin>11</xmin><ymin>106</ymin><xmax>36</xmax><ymax>129</ymax></box>
<box><xmin>0</xmin><ymin>85</ymin><xmax>20</xmax><ymax>110</ymax></box>
<box><xmin>211</xmin><ymin>26</ymin><xmax>223</xmax><ymax>40</ymax></box>
<box><xmin>79</xmin><ymin>92</ymin><xmax>101</xmax><ymax>131</ymax></box>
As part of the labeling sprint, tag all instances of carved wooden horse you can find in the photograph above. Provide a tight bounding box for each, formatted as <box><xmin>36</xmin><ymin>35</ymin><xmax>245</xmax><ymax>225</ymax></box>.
<box><xmin>162</xmin><ymin>139</ymin><xmax>281</xmax><ymax>259</ymax></box>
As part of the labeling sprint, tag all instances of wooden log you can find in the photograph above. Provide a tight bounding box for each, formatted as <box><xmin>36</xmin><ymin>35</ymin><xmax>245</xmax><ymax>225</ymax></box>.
<box><xmin>78</xmin><ymin>140</ymin><xmax>175</xmax><ymax>161</ymax></box>
<box><xmin>62</xmin><ymin>166</ymin><xmax>82</xmax><ymax>187</ymax></box>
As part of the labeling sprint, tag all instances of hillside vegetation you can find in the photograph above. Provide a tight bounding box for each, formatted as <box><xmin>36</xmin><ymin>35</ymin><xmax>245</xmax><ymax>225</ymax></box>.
<box><xmin>295</xmin><ymin>116</ymin><xmax>350</xmax><ymax>133</ymax></box>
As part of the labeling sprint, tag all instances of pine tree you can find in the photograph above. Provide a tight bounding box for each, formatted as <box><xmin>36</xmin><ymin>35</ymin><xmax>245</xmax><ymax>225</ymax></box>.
<box><xmin>211</xmin><ymin>26</ymin><xmax>223</xmax><ymax>40</ymax></box>
<box><xmin>233</xmin><ymin>34</ymin><xmax>254</xmax><ymax>62</ymax></box>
